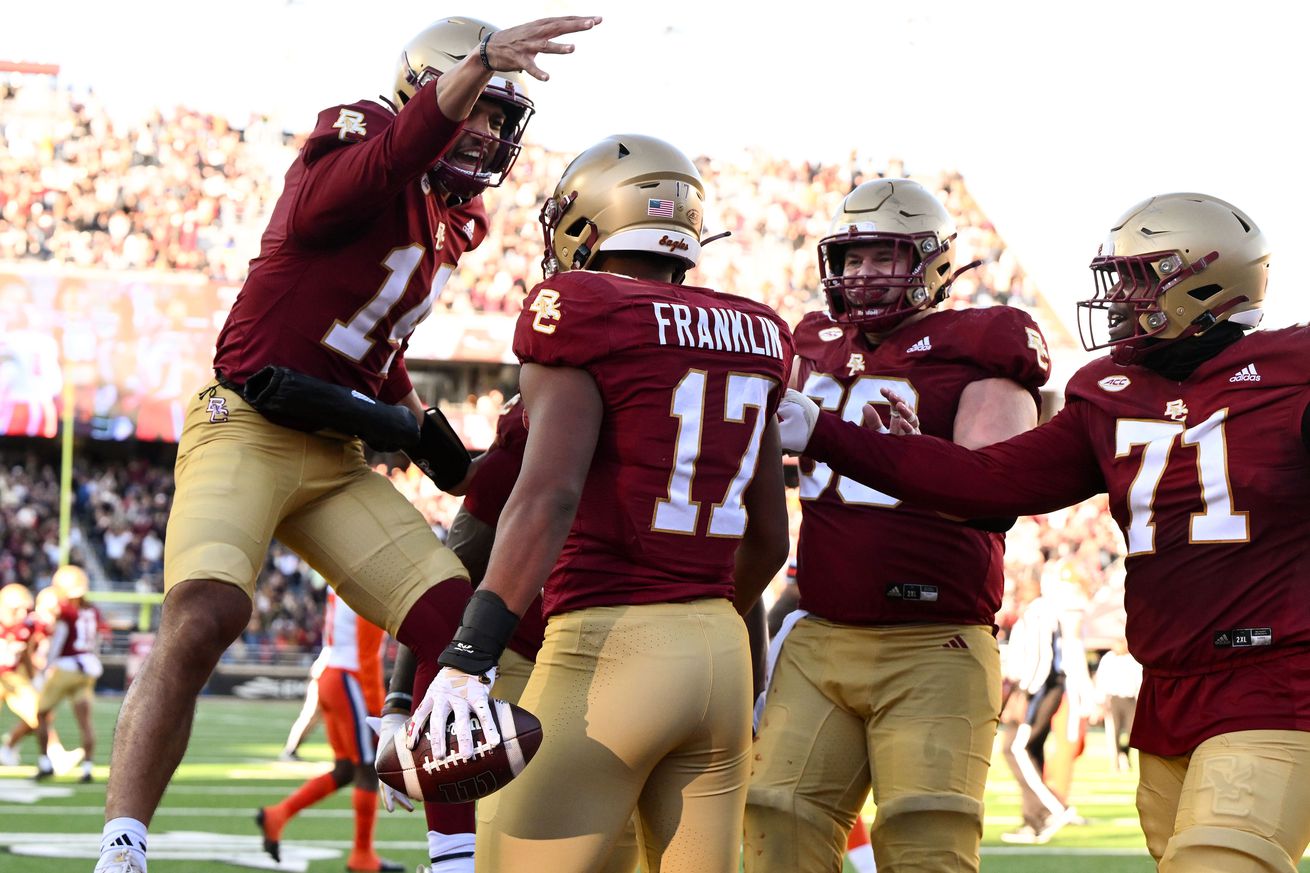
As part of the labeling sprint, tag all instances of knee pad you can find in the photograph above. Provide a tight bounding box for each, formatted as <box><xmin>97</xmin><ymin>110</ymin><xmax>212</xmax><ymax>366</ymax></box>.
<box><xmin>1162</xmin><ymin>825</ymin><xmax>1296</xmax><ymax>873</ymax></box>
<box><xmin>744</xmin><ymin>787</ymin><xmax>854</xmax><ymax>872</ymax></box>
<box><xmin>873</xmin><ymin>793</ymin><xmax>984</xmax><ymax>873</ymax></box>
<box><xmin>330</xmin><ymin>758</ymin><xmax>356</xmax><ymax>788</ymax></box>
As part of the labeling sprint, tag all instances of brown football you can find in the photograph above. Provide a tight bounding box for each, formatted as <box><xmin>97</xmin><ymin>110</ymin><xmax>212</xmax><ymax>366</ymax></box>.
<box><xmin>376</xmin><ymin>699</ymin><xmax>543</xmax><ymax>803</ymax></box>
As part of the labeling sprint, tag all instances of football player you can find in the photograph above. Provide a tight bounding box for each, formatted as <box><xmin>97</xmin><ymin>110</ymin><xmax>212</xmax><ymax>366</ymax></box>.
<box><xmin>744</xmin><ymin>178</ymin><xmax>1051</xmax><ymax>873</ymax></box>
<box><xmin>402</xmin><ymin>134</ymin><xmax>792</xmax><ymax>872</ymax></box>
<box><xmin>278</xmin><ymin>645</ymin><xmax>329</xmax><ymax>762</ymax></box>
<box><xmin>94</xmin><ymin>15</ymin><xmax>601</xmax><ymax>873</ymax></box>
<box><xmin>257</xmin><ymin>591</ymin><xmax>402</xmax><ymax>872</ymax></box>
<box><xmin>0</xmin><ymin>583</ymin><xmax>40</xmax><ymax>765</ymax></box>
<box><xmin>32</xmin><ymin>566</ymin><xmax>103</xmax><ymax>784</ymax></box>
<box><xmin>778</xmin><ymin>193</ymin><xmax>1310</xmax><ymax>873</ymax></box>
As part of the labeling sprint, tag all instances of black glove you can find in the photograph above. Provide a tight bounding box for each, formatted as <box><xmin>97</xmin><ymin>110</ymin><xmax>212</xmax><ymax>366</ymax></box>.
<box><xmin>407</xmin><ymin>407</ymin><xmax>472</xmax><ymax>490</ymax></box>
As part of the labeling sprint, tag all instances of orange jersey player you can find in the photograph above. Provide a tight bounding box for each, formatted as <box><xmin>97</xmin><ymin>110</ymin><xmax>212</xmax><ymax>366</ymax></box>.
<box><xmin>258</xmin><ymin>591</ymin><xmax>400</xmax><ymax>872</ymax></box>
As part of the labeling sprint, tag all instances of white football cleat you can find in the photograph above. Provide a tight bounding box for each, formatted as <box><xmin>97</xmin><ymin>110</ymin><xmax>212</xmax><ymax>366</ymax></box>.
<box><xmin>0</xmin><ymin>744</ymin><xmax>18</xmax><ymax>767</ymax></box>
<box><xmin>94</xmin><ymin>849</ymin><xmax>147</xmax><ymax>872</ymax></box>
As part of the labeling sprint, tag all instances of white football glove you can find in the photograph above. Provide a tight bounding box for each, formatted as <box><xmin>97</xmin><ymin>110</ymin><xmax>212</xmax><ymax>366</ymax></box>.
<box><xmin>364</xmin><ymin>713</ymin><xmax>415</xmax><ymax>812</ymax></box>
<box><xmin>406</xmin><ymin>666</ymin><xmax>499</xmax><ymax>759</ymax></box>
<box><xmin>776</xmin><ymin>389</ymin><xmax>821</xmax><ymax>454</ymax></box>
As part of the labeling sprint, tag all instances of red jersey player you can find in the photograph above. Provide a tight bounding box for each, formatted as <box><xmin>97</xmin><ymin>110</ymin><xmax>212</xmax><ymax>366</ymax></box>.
<box><xmin>34</xmin><ymin>566</ymin><xmax>103</xmax><ymax>783</ymax></box>
<box><xmin>0</xmin><ymin>583</ymin><xmax>39</xmax><ymax>760</ymax></box>
<box><xmin>95</xmin><ymin>15</ymin><xmax>602</xmax><ymax>873</ymax></box>
<box><xmin>781</xmin><ymin>193</ymin><xmax>1308</xmax><ymax>872</ymax></box>
<box><xmin>403</xmin><ymin>134</ymin><xmax>791</xmax><ymax>872</ymax></box>
<box><xmin>377</xmin><ymin>398</ymin><xmax>642</xmax><ymax>873</ymax></box>
<box><xmin>745</xmin><ymin>178</ymin><xmax>1051</xmax><ymax>873</ymax></box>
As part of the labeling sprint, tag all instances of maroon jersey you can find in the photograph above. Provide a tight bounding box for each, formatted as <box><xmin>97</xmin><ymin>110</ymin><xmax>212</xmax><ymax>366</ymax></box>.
<box><xmin>49</xmin><ymin>603</ymin><xmax>101</xmax><ymax>660</ymax></box>
<box><xmin>804</xmin><ymin>325</ymin><xmax>1310</xmax><ymax>756</ymax></box>
<box><xmin>515</xmin><ymin>272</ymin><xmax>793</xmax><ymax>619</ymax></box>
<box><xmin>214</xmin><ymin>82</ymin><xmax>488</xmax><ymax>404</ymax></box>
<box><xmin>0</xmin><ymin>617</ymin><xmax>35</xmax><ymax>674</ymax></box>
<box><xmin>461</xmin><ymin>399</ymin><xmax>545</xmax><ymax>660</ymax></box>
<box><xmin>793</xmin><ymin>307</ymin><xmax>1049</xmax><ymax>626</ymax></box>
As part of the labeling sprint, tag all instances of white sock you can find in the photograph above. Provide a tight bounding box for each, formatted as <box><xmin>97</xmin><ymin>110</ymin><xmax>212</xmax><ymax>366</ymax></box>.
<box><xmin>101</xmin><ymin>817</ymin><xmax>148</xmax><ymax>869</ymax></box>
<box><xmin>83</xmin><ymin>759</ymin><xmax>94</xmax><ymax>777</ymax></box>
<box><xmin>37</xmin><ymin>754</ymin><xmax>52</xmax><ymax>772</ymax></box>
<box><xmin>428</xmin><ymin>830</ymin><xmax>475</xmax><ymax>873</ymax></box>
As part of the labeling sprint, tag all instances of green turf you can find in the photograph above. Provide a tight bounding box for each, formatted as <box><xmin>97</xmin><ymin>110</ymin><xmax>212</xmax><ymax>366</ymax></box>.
<box><xmin>2</xmin><ymin>697</ymin><xmax>1307</xmax><ymax>872</ymax></box>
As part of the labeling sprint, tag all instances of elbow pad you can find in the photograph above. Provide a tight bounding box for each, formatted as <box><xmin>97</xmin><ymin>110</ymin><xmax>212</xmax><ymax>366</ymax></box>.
<box><xmin>407</xmin><ymin>406</ymin><xmax>472</xmax><ymax>491</ymax></box>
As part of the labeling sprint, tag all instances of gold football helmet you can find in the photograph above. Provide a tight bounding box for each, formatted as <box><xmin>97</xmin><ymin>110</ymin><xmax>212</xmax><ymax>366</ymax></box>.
<box><xmin>51</xmin><ymin>565</ymin><xmax>89</xmax><ymax>600</ymax></box>
<box><xmin>393</xmin><ymin>17</ymin><xmax>535</xmax><ymax>200</ymax></box>
<box><xmin>540</xmin><ymin>134</ymin><xmax>705</xmax><ymax>280</ymax></box>
<box><xmin>818</xmin><ymin>179</ymin><xmax>970</xmax><ymax>333</ymax></box>
<box><xmin>1079</xmin><ymin>193</ymin><xmax>1270</xmax><ymax>363</ymax></box>
<box><xmin>0</xmin><ymin>583</ymin><xmax>33</xmax><ymax>622</ymax></box>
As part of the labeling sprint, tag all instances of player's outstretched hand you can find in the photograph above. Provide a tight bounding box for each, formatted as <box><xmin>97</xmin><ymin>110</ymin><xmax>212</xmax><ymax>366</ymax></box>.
<box><xmin>777</xmin><ymin>389</ymin><xmax>820</xmax><ymax>454</ymax></box>
<box><xmin>406</xmin><ymin>666</ymin><xmax>500</xmax><ymax>759</ymax></box>
<box><xmin>485</xmin><ymin>16</ymin><xmax>603</xmax><ymax>81</ymax></box>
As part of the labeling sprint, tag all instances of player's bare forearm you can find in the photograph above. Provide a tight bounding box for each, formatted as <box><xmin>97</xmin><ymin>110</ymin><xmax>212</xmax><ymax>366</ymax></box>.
<box><xmin>478</xmin><ymin>363</ymin><xmax>601</xmax><ymax>616</ymax></box>
<box><xmin>733</xmin><ymin>418</ymin><xmax>789</xmax><ymax>613</ymax></box>
<box><xmin>480</xmin><ymin>490</ymin><xmax>579</xmax><ymax>616</ymax></box>
<box><xmin>385</xmin><ymin>644</ymin><xmax>418</xmax><ymax>716</ymax></box>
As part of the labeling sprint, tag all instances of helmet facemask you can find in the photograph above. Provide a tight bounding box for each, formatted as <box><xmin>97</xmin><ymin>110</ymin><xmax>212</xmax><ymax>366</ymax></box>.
<box><xmin>819</xmin><ymin>227</ymin><xmax>956</xmax><ymax>334</ymax></box>
<box><xmin>392</xmin><ymin>18</ymin><xmax>535</xmax><ymax>203</ymax></box>
<box><xmin>1078</xmin><ymin>248</ymin><xmax>1227</xmax><ymax>362</ymax></box>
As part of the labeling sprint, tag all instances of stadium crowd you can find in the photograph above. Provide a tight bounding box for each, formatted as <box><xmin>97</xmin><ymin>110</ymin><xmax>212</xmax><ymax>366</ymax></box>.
<box><xmin>0</xmin><ymin>78</ymin><xmax>1059</xmax><ymax>339</ymax></box>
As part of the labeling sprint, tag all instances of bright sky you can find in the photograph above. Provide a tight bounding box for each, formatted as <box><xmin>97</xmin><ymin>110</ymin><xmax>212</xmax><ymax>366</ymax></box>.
<box><xmin>5</xmin><ymin>0</ymin><xmax>1308</xmax><ymax>349</ymax></box>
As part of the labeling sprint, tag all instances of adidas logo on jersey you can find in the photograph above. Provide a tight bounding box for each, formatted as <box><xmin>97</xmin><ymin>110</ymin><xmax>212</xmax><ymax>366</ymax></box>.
<box><xmin>1229</xmin><ymin>363</ymin><xmax>1261</xmax><ymax>382</ymax></box>
<box><xmin>941</xmin><ymin>634</ymin><xmax>969</xmax><ymax>650</ymax></box>
<box><xmin>906</xmin><ymin>336</ymin><xmax>932</xmax><ymax>353</ymax></box>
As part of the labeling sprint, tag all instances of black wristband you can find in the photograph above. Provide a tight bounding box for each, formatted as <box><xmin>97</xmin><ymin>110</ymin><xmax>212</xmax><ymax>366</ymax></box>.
<box><xmin>479</xmin><ymin>33</ymin><xmax>494</xmax><ymax>71</ymax></box>
<box><xmin>438</xmin><ymin>590</ymin><xmax>520</xmax><ymax>675</ymax></box>
<box><xmin>382</xmin><ymin>691</ymin><xmax>413</xmax><ymax>714</ymax></box>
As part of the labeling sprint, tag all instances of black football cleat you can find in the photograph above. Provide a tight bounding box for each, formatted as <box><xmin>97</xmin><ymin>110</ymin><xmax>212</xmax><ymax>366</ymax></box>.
<box><xmin>255</xmin><ymin>808</ymin><xmax>280</xmax><ymax>862</ymax></box>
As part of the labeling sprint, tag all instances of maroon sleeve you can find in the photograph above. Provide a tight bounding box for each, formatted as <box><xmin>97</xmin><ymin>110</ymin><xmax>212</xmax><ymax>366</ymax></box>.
<box><xmin>290</xmin><ymin>82</ymin><xmax>463</xmax><ymax>243</ymax></box>
<box><xmin>461</xmin><ymin>441</ymin><xmax>524</xmax><ymax>526</ymax></box>
<box><xmin>513</xmin><ymin>274</ymin><xmax>614</xmax><ymax>368</ymax></box>
<box><xmin>807</xmin><ymin>399</ymin><xmax>1106</xmax><ymax>517</ymax></box>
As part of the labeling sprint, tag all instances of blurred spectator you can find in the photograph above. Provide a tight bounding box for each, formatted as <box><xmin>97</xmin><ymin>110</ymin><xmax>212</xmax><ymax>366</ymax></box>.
<box><xmin>1</xmin><ymin>78</ymin><xmax>1068</xmax><ymax>344</ymax></box>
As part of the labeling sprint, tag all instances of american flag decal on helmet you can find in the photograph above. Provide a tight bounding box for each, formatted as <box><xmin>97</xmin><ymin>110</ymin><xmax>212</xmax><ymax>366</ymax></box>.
<box><xmin>647</xmin><ymin>198</ymin><xmax>675</xmax><ymax>218</ymax></box>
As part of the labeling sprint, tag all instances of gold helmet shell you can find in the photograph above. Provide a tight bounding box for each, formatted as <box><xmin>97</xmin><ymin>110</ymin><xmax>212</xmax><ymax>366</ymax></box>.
<box><xmin>51</xmin><ymin>564</ymin><xmax>89</xmax><ymax>600</ymax></box>
<box><xmin>1080</xmin><ymin>192</ymin><xmax>1270</xmax><ymax>364</ymax></box>
<box><xmin>817</xmin><ymin>179</ymin><xmax>963</xmax><ymax>333</ymax></box>
<box><xmin>393</xmin><ymin>17</ymin><xmax>535</xmax><ymax>200</ymax></box>
<box><xmin>0</xmin><ymin>583</ymin><xmax>33</xmax><ymax>620</ymax></box>
<box><xmin>540</xmin><ymin>134</ymin><xmax>705</xmax><ymax>279</ymax></box>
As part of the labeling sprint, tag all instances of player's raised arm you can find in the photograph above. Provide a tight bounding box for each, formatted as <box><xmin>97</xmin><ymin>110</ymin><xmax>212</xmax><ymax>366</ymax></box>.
<box><xmin>435</xmin><ymin>15</ymin><xmax>602</xmax><ymax>118</ymax></box>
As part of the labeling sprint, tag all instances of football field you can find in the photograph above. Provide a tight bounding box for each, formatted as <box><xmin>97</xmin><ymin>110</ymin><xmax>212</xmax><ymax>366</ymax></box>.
<box><xmin>1</xmin><ymin>696</ymin><xmax>1306</xmax><ymax>873</ymax></box>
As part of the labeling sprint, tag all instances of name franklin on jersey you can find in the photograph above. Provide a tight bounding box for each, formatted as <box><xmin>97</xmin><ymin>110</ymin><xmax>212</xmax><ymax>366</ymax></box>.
<box><xmin>651</xmin><ymin>302</ymin><xmax>787</xmax><ymax>360</ymax></box>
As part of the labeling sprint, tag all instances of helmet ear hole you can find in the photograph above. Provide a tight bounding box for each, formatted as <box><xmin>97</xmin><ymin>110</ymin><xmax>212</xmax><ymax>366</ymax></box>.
<box><xmin>1187</xmin><ymin>283</ymin><xmax>1223</xmax><ymax>302</ymax></box>
<box><xmin>565</xmin><ymin>218</ymin><xmax>590</xmax><ymax>237</ymax></box>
